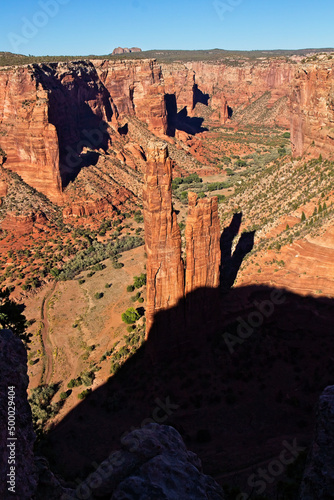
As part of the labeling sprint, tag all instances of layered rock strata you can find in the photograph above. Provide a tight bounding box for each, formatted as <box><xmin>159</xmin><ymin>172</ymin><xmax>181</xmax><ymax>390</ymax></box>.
<box><xmin>0</xmin><ymin>66</ymin><xmax>62</xmax><ymax>203</ymax></box>
<box><xmin>0</xmin><ymin>59</ymin><xmax>167</xmax><ymax>204</ymax></box>
<box><xmin>161</xmin><ymin>59</ymin><xmax>295</xmax><ymax>127</ymax></box>
<box><xmin>95</xmin><ymin>59</ymin><xmax>168</xmax><ymax>136</ymax></box>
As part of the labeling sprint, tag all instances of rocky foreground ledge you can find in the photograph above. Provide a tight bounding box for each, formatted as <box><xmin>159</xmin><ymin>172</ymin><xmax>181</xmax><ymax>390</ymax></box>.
<box><xmin>298</xmin><ymin>385</ymin><xmax>334</xmax><ymax>499</ymax></box>
<box><xmin>1</xmin><ymin>328</ymin><xmax>334</xmax><ymax>499</ymax></box>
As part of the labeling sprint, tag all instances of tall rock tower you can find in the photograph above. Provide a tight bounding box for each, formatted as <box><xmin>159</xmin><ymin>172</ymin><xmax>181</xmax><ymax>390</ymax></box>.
<box><xmin>143</xmin><ymin>142</ymin><xmax>222</xmax><ymax>347</ymax></box>
<box><xmin>143</xmin><ymin>142</ymin><xmax>185</xmax><ymax>337</ymax></box>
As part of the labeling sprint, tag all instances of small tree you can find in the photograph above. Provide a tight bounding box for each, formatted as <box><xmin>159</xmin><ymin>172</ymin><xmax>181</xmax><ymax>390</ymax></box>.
<box><xmin>121</xmin><ymin>307</ymin><xmax>140</xmax><ymax>325</ymax></box>
<box><xmin>133</xmin><ymin>273</ymin><xmax>146</xmax><ymax>289</ymax></box>
<box><xmin>301</xmin><ymin>212</ymin><xmax>306</xmax><ymax>222</ymax></box>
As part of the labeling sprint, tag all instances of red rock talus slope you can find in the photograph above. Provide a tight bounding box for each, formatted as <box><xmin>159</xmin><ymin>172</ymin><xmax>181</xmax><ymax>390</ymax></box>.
<box><xmin>290</xmin><ymin>62</ymin><xmax>334</xmax><ymax>158</ymax></box>
<box><xmin>143</xmin><ymin>142</ymin><xmax>184</xmax><ymax>335</ymax></box>
<box><xmin>0</xmin><ymin>66</ymin><xmax>62</xmax><ymax>203</ymax></box>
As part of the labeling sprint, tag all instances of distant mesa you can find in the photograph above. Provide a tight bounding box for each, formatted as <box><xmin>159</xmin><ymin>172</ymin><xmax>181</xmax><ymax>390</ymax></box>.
<box><xmin>112</xmin><ymin>47</ymin><xmax>142</xmax><ymax>55</ymax></box>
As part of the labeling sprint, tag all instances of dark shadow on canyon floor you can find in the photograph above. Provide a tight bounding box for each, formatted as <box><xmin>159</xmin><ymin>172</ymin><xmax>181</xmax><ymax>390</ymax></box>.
<box><xmin>193</xmin><ymin>84</ymin><xmax>210</xmax><ymax>107</ymax></box>
<box><xmin>165</xmin><ymin>93</ymin><xmax>208</xmax><ymax>136</ymax></box>
<box><xmin>220</xmin><ymin>212</ymin><xmax>255</xmax><ymax>291</ymax></box>
<box><xmin>42</xmin><ymin>283</ymin><xmax>334</xmax><ymax>496</ymax></box>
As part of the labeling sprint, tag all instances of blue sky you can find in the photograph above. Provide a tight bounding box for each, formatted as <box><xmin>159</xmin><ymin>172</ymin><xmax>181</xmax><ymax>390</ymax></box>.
<box><xmin>1</xmin><ymin>0</ymin><xmax>333</xmax><ymax>56</ymax></box>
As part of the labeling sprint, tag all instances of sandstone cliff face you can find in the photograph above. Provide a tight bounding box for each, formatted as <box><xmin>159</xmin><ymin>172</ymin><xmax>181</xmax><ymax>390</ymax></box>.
<box><xmin>0</xmin><ymin>66</ymin><xmax>62</xmax><ymax>203</ymax></box>
<box><xmin>162</xmin><ymin>60</ymin><xmax>295</xmax><ymax>127</ymax></box>
<box><xmin>143</xmin><ymin>142</ymin><xmax>184</xmax><ymax>335</ymax></box>
<box><xmin>0</xmin><ymin>59</ymin><xmax>167</xmax><ymax>205</ymax></box>
<box><xmin>112</xmin><ymin>47</ymin><xmax>142</xmax><ymax>55</ymax></box>
<box><xmin>96</xmin><ymin>59</ymin><xmax>168</xmax><ymax>136</ymax></box>
<box><xmin>290</xmin><ymin>62</ymin><xmax>334</xmax><ymax>157</ymax></box>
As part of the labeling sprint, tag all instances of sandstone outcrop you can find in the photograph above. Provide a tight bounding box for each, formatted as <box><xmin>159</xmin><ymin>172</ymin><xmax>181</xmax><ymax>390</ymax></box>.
<box><xmin>112</xmin><ymin>47</ymin><xmax>142</xmax><ymax>55</ymax></box>
<box><xmin>143</xmin><ymin>143</ymin><xmax>221</xmax><ymax>340</ymax></box>
<box><xmin>299</xmin><ymin>385</ymin><xmax>334</xmax><ymax>499</ymax></box>
<box><xmin>1</xmin><ymin>212</ymin><xmax>48</xmax><ymax>235</ymax></box>
<box><xmin>185</xmin><ymin>192</ymin><xmax>220</xmax><ymax>294</ymax></box>
<box><xmin>143</xmin><ymin>142</ymin><xmax>184</xmax><ymax>335</ymax></box>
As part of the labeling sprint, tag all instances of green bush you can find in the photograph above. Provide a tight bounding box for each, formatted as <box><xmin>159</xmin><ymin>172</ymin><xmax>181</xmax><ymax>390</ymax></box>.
<box><xmin>94</xmin><ymin>292</ymin><xmax>104</xmax><ymax>300</ymax></box>
<box><xmin>235</xmin><ymin>159</ymin><xmax>247</xmax><ymax>168</ymax></box>
<box><xmin>133</xmin><ymin>273</ymin><xmax>146</xmax><ymax>288</ymax></box>
<box><xmin>134</xmin><ymin>211</ymin><xmax>144</xmax><ymax>223</ymax></box>
<box><xmin>113</xmin><ymin>261</ymin><xmax>124</xmax><ymax>269</ymax></box>
<box><xmin>67</xmin><ymin>378</ymin><xmax>82</xmax><ymax>389</ymax></box>
<box><xmin>80</xmin><ymin>371</ymin><xmax>95</xmax><ymax>387</ymax></box>
<box><xmin>121</xmin><ymin>307</ymin><xmax>140</xmax><ymax>324</ymax></box>
<box><xmin>127</xmin><ymin>285</ymin><xmax>135</xmax><ymax>292</ymax></box>
<box><xmin>131</xmin><ymin>292</ymin><xmax>141</xmax><ymax>302</ymax></box>
<box><xmin>78</xmin><ymin>389</ymin><xmax>91</xmax><ymax>400</ymax></box>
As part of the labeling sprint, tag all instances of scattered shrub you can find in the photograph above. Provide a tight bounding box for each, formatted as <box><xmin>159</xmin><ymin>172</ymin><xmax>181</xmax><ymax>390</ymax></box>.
<box><xmin>121</xmin><ymin>307</ymin><xmax>140</xmax><ymax>324</ymax></box>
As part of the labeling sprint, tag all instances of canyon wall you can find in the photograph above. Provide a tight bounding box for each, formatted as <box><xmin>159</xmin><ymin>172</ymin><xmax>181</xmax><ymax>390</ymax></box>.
<box><xmin>0</xmin><ymin>59</ymin><xmax>168</xmax><ymax>204</ymax></box>
<box><xmin>96</xmin><ymin>59</ymin><xmax>168</xmax><ymax>136</ymax></box>
<box><xmin>1</xmin><ymin>56</ymin><xmax>334</xmax><ymax>208</ymax></box>
<box><xmin>290</xmin><ymin>62</ymin><xmax>334</xmax><ymax>158</ymax></box>
<box><xmin>143</xmin><ymin>143</ymin><xmax>221</xmax><ymax>340</ymax></box>
<box><xmin>0</xmin><ymin>66</ymin><xmax>62</xmax><ymax>203</ymax></box>
<box><xmin>161</xmin><ymin>59</ymin><xmax>295</xmax><ymax>127</ymax></box>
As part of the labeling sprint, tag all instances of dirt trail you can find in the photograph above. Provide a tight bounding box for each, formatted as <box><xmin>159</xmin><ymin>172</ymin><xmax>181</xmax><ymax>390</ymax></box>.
<box><xmin>40</xmin><ymin>281</ymin><xmax>57</xmax><ymax>385</ymax></box>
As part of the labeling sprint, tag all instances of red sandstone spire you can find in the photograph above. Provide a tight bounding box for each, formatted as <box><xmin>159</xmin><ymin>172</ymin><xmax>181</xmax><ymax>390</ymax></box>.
<box><xmin>143</xmin><ymin>142</ymin><xmax>185</xmax><ymax>336</ymax></box>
